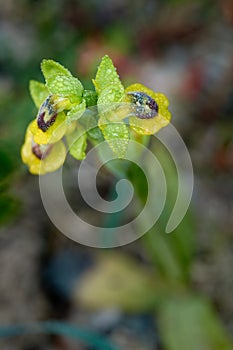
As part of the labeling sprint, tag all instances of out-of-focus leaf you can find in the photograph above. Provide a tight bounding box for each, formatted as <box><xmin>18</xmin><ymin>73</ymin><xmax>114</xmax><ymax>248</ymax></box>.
<box><xmin>29</xmin><ymin>80</ymin><xmax>49</xmax><ymax>108</ymax></box>
<box><xmin>143</xmin><ymin>202</ymin><xmax>194</xmax><ymax>282</ymax></box>
<box><xmin>0</xmin><ymin>144</ymin><xmax>15</xmax><ymax>182</ymax></box>
<box><xmin>139</xmin><ymin>143</ymin><xmax>195</xmax><ymax>282</ymax></box>
<box><xmin>0</xmin><ymin>194</ymin><xmax>20</xmax><ymax>225</ymax></box>
<box><xmin>144</xmin><ymin>226</ymin><xmax>185</xmax><ymax>282</ymax></box>
<box><xmin>74</xmin><ymin>253</ymin><xmax>166</xmax><ymax>312</ymax></box>
<box><xmin>158</xmin><ymin>296</ymin><xmax>233</xmax><ymax>350</ymax></box>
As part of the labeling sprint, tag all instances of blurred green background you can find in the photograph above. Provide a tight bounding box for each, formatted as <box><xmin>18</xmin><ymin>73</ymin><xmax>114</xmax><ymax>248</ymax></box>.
<box><xmin>0</xmin><ymin>0</ymin><xmax>233</xmax><ymax>349</ymax></box>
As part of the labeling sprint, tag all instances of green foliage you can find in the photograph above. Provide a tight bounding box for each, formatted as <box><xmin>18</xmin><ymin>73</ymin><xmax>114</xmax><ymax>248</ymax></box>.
<box><xmin>0</xmin><ymin>195</ymin><xmax>20</xmax><ymax>225</ymax></box>
<box><xmin>29</xmin><ymin>80</ymin><xmax>49</xmax><ymax>108</ymax></box>
<box><xmin>41</xmin><ymin>59</ymin><xmax>73</xmax><ymax>84</ymax></box>
<box><xmin>126</xmin><ymin>142</ymin><xmax>195</xmax><ymax>283</ymax></box>
<box><xmin>66</xmin><ymin>100</ymin><xmax>86</xmax><ymax>123</ymax></box>
<box><xmin>83</xmin><ymin>90</ymin><xmax>97</xmax><ymax>107</ymax></box>
<box><xmin>92</xmin><ymin>55</ymin><xmax>124</xmax><ymax>94</ymax></box>
<box><xmin>99</xmin><ymin>120</ymin><xmax>129</xmax><ymax>158</ymax></box>
<box><xmin>0</xmin><ymin>147</ymin><xmax>16</xmax><ymax>184</ymax></box>
<box><xmin>66</xmin><ymin>129</ymin><xmax>87</xmax><ymax>160</ymax></box>
<box><xmin>79</xmin><ymin>110</ymin><xmax>104</xmax><ymax>142</ymax></box>
<box><xmin>0</xmin><ymin>143</ymin><xmax>20</xmax><ymax>226</ymax></box>
<box><xmin>48</xmin><ymin>75</ymin><xmax>83</xmax><ymax>103</ymax></box>
<box><xmin>93</xmin><ymin>56</ymin><xmax>128</xmax><ymax>157</ymax></box>
<box><xmin>41</xmin><ymin>59</ymin><xmax>83</xmax><ymax>103</ymax></box>
<box><xmin>97</xmin><ymin>84</ymin><xmax>124</xmax><ymax>117</ymax></box>
<box><xmin>158</xmin><ymin>296</ymin><xmax>233</xmax><ymax>350</ymax></box>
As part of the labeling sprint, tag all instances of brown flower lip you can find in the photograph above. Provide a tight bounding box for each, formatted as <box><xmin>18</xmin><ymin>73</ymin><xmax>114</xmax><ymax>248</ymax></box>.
<box><xmin>127</xmin><ymin>91</ymin><xmax>159</xmax><ymax>119</ymax></box>
<box><xmin>32</xmin><ymin>143</ymin><xmax>53</xmax><ymax>160</ymax></box>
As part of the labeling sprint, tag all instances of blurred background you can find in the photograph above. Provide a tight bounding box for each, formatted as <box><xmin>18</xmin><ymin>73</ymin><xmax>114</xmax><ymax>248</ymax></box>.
<box><xmin>0</xmin><ymin>0</ymin><xmax>233</xmax><ymax>349</ymax></box>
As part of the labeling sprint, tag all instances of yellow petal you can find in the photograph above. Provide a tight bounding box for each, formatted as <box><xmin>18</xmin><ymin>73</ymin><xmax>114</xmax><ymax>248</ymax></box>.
<box><xmin>129</xmin><ymin>113</ymin><xmax>170</xmax><ymax>135</ymax></box>
<box><xmin>40</xmin><ymin>140</ymin><xmax>66</xmax><ymax>174</ymax></box>
<box><xmin>30</xmin><ymin>112</ymin><xmax>67</xmax><ymax>144</ymax></box>
<box><xmin>21</xmin><ymin>126</ymin><xmax>41</xmax><ymax>172</ymax></box>
<box><xmin>21</xmin><ymin>122</ymin><xmax>66</xmax><ymax>175</ymax></box>
<box><xmin>125</xmin><ymin>83</ymin><xmax>171</xmax><ymax>135</ymax></box>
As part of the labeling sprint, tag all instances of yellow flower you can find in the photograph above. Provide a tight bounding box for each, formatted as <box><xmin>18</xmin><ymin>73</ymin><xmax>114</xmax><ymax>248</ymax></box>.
<box><xmin>21</xmin><ymin>122</ymin><xmax>66</xmax><ymax>175</ymax></box>
<box><xmin>30</xmin><ymin>113</ymin><xmax>66</xmax><ymax>145</ymax></box>
<box><xmin>30</xmin><ymin>94</ymin><xmax>71</xmax><ymax>144</ymax></box>
<box><xmin>124</xmin><ymin>83</ymin><xmax>171</xmax><ymax>135</ymax></box>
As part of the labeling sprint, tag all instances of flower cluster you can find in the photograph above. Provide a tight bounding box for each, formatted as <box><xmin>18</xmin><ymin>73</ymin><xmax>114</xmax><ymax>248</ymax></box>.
<box><xmin>21</xmin><ymin>56</ymin><xmax>171</xmax><ymax>174</ymax></box>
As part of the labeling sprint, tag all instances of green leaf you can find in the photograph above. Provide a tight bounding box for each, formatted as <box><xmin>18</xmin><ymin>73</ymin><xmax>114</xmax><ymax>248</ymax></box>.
<box><xmin>41</xmin><ymin>59</ymin><xmax>72</xmax><ymax>84</ymax></box>
<box><xmin>0</xmin><ymin>146</ymin><xmax>16</xmax><ymax>183</ymax></box>
<box><xmin>41</xmin><ymin>59</ymin><xmax>83</xmax><ymax>103</ymax></box>
<box><xmin>98</xmin><ymin>83</ymin><xmax>124</xmax><ymax>107</ymax></box>
<box><xmin>93</xmin><ymin>55</ymin><xmax>124</xmax><ymax>95</ymax></box>
<box><xmin>99</xmin><ymin>118</ymin><xmax>129</xmax><ymax>158</ymax></box>
<box><xmin>66</xmin><ymin>100</ymin><xmax>86</xmax><ymax>123</ymax></box>
<box><xmin>48</xmin><ymin>75</ymin><xmax>83</xmax><ymax>103</ymax></box>
<box><xmin>141</xmin><ymin>143</ymin><xmax>195</xmax><ymax>282</ymax></box>
<box><xmin>0</xmin><ymin>194</ymin><xmax>20</xmax><ymax>226</ymax></box>
<box><xmin>158</xmin><ymin>296</ymin><xmax>233</xmax><ymax>350</ymax></box>
<box><xmin>29</xmin><ymin>80</ymin><xmax>49</xmax><ymax>108</ymax></box>
<box><xmin>79</xmin><ymin>110</ymin><xmax>104</xmax><ymax>142</ymax></box>
<box><xmin>96</xmin><ymin>82</ymin><xmax>128</xmax><ymax>157</ymax></box>
<box><xmin>66</xmin><ymin>129</ymin><xmax>87</xmax><ymax>160</ymax></box>
<box><xmin>97</xmin><ymin>84</ymin><xmax>125</xmax><ymax>129</ymax></box>
<box><xmin>83</xmin><ymin>90</ymin><xmax>97</xmax><ymax>107</ymax></box>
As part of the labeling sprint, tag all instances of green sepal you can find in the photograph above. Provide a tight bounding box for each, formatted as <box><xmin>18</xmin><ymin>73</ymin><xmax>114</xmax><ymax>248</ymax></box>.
<box><xmin>66</xmin><ymin>100</ymin><xmax>86</xmax><ymax>124</ymax></box>
<box><xmin>99</xmin><ymin>117</ymin><xmax>129</xmax><ymax>158</ymax></box>
<box><xmin>93</xmin><ymin>55</ymin><xmax>124</xmax><ymax>95</ymax></box>
<box><xmin>29</xmin><ymin>80</ymin><xmax>49</xmax><ymax>108</ymax></box>
<box><xmin>66</xmin><ymin>128</ymin><xmax>87</xmax><ymax>160</ymax></box>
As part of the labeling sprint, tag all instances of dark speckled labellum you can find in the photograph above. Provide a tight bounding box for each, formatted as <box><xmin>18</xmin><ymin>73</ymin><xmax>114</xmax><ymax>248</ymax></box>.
<box><xmin>127</xmin><ymin>91</ymin><xmax>158</xmax><ymax>119</ymax></box>
<box><xmin>37</xmin><ymin>95</ymin><xmax>58</xmax><ymax>132</ymax></box>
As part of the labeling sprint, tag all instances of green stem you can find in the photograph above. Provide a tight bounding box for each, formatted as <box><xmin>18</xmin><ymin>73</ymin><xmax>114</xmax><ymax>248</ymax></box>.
<box><xmin>0</xmin><ymin>321</ymin><xmax>120</xmax><ymax>350</ymax></box>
